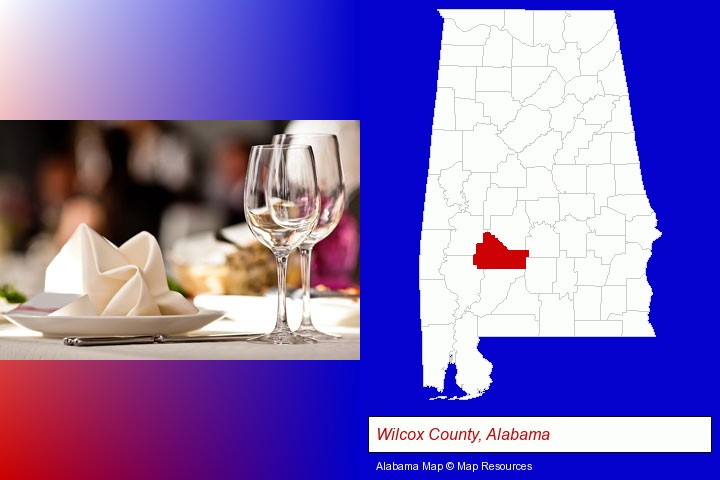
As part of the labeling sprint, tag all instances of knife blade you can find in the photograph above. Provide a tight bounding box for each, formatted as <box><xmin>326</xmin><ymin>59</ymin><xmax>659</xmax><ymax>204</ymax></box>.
<box><xmin>63</xmin><ymin>333</ymin><xmax>262</xmax><ymax>347</ymax></box>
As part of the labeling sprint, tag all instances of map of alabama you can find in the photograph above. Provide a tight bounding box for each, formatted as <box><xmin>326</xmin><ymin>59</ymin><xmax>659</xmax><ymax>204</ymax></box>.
<box><xmin>420</xmin><ymin>10</ymin><xmax>661</xmax><ymax>400</ymax></box>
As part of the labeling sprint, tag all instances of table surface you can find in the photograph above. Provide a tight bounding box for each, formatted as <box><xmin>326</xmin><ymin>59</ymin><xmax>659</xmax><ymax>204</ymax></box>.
<box><xmin>0</xmin><ymin>319</ymin><xmax>359</xmax><ymax>360</ymax></box>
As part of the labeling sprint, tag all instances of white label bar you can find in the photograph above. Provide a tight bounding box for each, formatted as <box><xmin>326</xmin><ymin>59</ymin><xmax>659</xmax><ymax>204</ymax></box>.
<box><xmin>369</xmin><ymin>416</ymin><xmax>711</xmax><ymax>453</ymax></box>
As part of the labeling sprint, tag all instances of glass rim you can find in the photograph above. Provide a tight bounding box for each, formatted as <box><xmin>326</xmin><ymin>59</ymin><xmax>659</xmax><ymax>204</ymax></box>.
<box><xmin>250</xmin><ymin>143</ymin><xmax>313</xmax><ymax>150</ymax></box>
<box><xmin>273</xmin><ymin>133</ymin><xmax>338</xmax><ymax>140</ymax></box>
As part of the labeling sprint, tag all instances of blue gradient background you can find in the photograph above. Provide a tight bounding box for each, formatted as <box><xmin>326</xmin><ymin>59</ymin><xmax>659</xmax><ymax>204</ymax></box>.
<box><xmin>0</xmin><ymin>0</ymin><xmax>358</xmax><ymax>118</ymax></box>
<box><xmin>1</xmin><ymin>0</ymin><xmax>719</xmax><ymax>479</ymax></box>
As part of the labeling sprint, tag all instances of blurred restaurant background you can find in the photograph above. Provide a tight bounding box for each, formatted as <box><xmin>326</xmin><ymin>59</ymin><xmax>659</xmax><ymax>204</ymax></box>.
<box><xmin>0</xmin><ymin>120</ymin><xmax>360</xmax><ymax>298</ymax></box>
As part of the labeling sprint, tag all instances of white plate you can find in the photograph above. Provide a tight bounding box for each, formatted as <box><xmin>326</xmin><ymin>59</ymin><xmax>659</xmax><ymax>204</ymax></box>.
<box><xmin>1</xmin><ymin>309</ymin><xmax>225</xmax><ymax>337</ymax></box>
<box><xmin>193</xmin><ymin>295</ymin><xmax>360</xmax><ymax>332</ymax></box>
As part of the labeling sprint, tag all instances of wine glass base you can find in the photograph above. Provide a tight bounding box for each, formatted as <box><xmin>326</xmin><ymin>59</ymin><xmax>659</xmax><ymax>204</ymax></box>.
<box><xmin>294</xmin><ymin>326</ymin><xmax>341</xmax><ymax>340</ymax></box>
<box><xmin>248</xmin><ymin>330</ymin><xmax>318</xmax><ymax>345</ymax></box>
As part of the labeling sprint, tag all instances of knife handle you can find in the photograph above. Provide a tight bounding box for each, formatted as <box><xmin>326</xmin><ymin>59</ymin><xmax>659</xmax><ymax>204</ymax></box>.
<box><xmin>64</xmin><ymin>335</ymin><xmax>157</xmax><ymax>346</ymax></box>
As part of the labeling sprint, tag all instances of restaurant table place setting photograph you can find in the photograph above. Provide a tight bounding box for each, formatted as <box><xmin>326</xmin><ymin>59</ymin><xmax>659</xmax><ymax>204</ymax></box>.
<box><xmin>0</xmin><ymin>120</ymin><xmax>360</xmax><ymax>360</ymax></box>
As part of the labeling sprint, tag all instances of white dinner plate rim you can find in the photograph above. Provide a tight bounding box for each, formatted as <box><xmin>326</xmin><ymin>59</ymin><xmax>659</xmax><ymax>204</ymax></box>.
<box><xmin>1</xmin><ymin>309</ymin><xmax>225</xmax><ymax>337</ymax></box>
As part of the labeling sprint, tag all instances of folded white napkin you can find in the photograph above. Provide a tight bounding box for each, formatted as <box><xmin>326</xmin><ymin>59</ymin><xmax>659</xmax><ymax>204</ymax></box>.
<box><xmin>44</xmin><ymin>224</ymin><xmax>198</xmax><ymax>316</ymax></box>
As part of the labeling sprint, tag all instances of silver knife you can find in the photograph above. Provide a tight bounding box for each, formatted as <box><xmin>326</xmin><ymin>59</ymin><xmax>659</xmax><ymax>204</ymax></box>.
<box><xmin>63</xmin><ymin>333</ymin><xmax>262</xmax><ymax>347</ymax></box>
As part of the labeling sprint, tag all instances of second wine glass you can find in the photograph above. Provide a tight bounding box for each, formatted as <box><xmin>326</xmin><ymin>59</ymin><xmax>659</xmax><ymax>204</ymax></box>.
<box><xmin>273</xmin><ymin>133</ymin><xmax>346</xmax><ymax>340</ymax></box>
<box><xmin>244</xmin><ymin>144</ymin><xmax>320</xmax><ymax>344</ymax></box>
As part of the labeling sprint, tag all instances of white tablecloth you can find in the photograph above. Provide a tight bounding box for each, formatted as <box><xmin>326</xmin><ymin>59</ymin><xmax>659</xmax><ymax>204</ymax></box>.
<box><xmin>0</xmin><ymin>320</ymin><xmax>359</xmax><ymax>360</ymax></box>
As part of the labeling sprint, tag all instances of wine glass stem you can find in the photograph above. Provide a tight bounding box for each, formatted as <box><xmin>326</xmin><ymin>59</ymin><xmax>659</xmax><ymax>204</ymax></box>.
<box><xmin>299</xmin><ymin>246</ymin><xmax>314</xmax><ymax>329</ymax></box>
<box><xmin>274</xmin><ymin>254</ymin><xmax>291</xmax><ymax>333</ymax></box>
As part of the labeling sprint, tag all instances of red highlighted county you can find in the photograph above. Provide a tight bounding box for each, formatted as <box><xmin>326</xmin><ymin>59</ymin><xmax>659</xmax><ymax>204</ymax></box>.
<box><xmin>473</xmin><ymin>232</ymin><xmax>529</xmax><ymax>269</ymax></box>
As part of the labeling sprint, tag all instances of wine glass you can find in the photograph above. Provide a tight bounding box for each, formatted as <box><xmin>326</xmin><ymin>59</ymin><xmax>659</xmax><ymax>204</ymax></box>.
<box><xmin>273</xmin><ymin>133</ymin><xmax>345</xmax><ymax>340</ymax></box>
<box><xmin>244</xmin><ymin>144</ymin><xmax>320</xmax><ymax>344</ymax></box>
